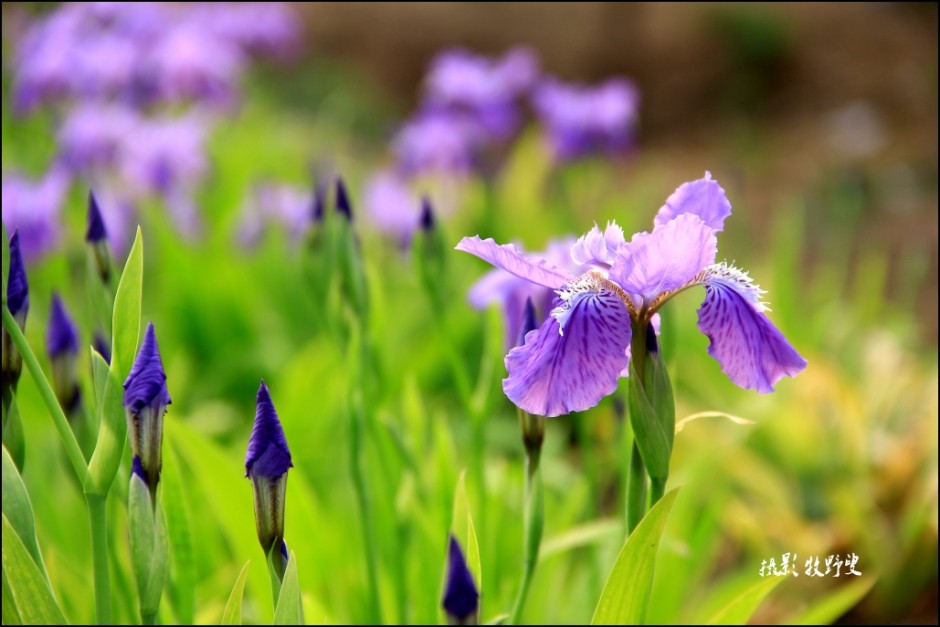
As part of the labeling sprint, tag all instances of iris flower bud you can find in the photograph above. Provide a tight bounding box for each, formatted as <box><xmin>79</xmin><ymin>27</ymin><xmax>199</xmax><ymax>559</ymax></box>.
<box><xmin>46</xmin><ymin>293</ymin><xmax>82</xmax><ymax>417</ymax></box>
<box><xmin>123</xmin><ymin>322</ymin><xmax>171</xmax><ymax>501</ymax></box>
<box><xmin>2</xmin><ymin>230</ymin><xmax>29</xmax><ymax>413</ymax></box>
<box><xmin>245</xmin><ymin>380</ymin><xmax>292</xmax><ymax>577</ymax></box>
<box><xmin>86</xmin><ymin>191</ymin><xmax>113</xmax><ymax>285</ymax></box>
<box><xmin>442</xmin><ymin>534</ymin><xmax>479</xmax><ymax>625</ymax></box>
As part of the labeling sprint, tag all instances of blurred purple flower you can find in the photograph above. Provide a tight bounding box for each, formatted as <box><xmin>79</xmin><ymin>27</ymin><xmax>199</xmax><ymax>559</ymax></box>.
<box><xmin>237</xmin><ymin>182</ymin><xmax>313</xmax><ymax>247</ymax></box>
<box><xmin>533</xmin><ymin>77</ymin><xmax>640</xmax><ymax>164</ymax></box>
<box><xmin>189</xmin><ymin>3</ymin><xmax>301</xmax><ymax>58</ymax></box>
<box><xmin>425</xmin><ymin>46</ymin><xmax>539</xmax><ymax>141</ymax></box>
<box><xmin>362</xmin><ymin>171</ymin><xmax>423</xmax><ymax>248</ymax></box>
<box><xmin>457</xmin><ymin>173</ymin><xmax>806</xmax><ymax>416</ymax></box>
<box><xmin>1</xmin><ymin>168</ymin><xmax>69</xmax><ymax>262</ymax></box>
<box><xmin>391</xmin><ymin>111</ymin><xmax>481</xmax><ymax>178</ymax></box>
<box><xmin>141</xmin><ymin>22</ymin><xmax>245</xmax><ymax>108</ymax></box>
<box><xmin>58</xmin><ymin>102</ymin><xmax>139</xmax><ymax>173</ymax></box>
<box><xmin>118</xmin><ymin>114</ymin><xmax>210</xmax><ymax>198</ymax></box>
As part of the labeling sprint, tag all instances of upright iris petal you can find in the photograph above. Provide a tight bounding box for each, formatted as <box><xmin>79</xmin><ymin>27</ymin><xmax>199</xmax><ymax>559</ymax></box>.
<box><xmin>245</xmin><ymin>380</ymin><xmax>292</xmax><ymax>559</ymax></box>
<box><xmin>653</xmin><ymin>171</ymin><xmax>732</xmax><ymax>232</ymax></box>
<box><xmin>697</xmin><ymin>263</ymin><xmax>807</xmax><ymax>393</ymax></box>
<box><xmin>442</xmin><ymin>535</ymin><xmax>479</xmax><ymax>625</ymax></box>
<box><xmin>505</xmin><ymin>284</ymin><xmax>632</xmax><ymax>417</ymax></box>
<box><xmin>609</xmin><ymin>213</ymin><xmax>717</xmax><ymax>307</ymax></box>
<box><xmin>570</xmin><ymin>221</ymin><xmax>625</xmax><ymax>267</ymax></box>
<box><xmin>123</xmin><ymin>322</ymin><xmax>171</xmax><ymax>496</ymax></box>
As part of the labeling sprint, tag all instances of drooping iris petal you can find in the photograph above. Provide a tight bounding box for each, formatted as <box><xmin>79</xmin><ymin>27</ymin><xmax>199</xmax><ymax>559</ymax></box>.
<box><xmin>696</xmin><ymin>264</ymin><xmax>807</xmax><ymax>393</ymax></box>
<box><xmin>570</xmin><ymin>221</ymin><xmax>625</xmax><ymax>267</ymax></box>
<box><xmin>456</xmin><ymin>236</ymin><xmax>573</xmax><ymax>290</ymax></box>
<box><xmin>504</xmin><ymin>289</ymin><xmax>631</xmax><ymax>417</ymax></box>
<box><xmin>653</xmin><ymin>171</ymin><xmax>732</xmax><ymax>232</ymax></box>
<box><xmin>609</xmin><ymin>214</ymin><xmax>716</xmax><ymax>306</ymax></box>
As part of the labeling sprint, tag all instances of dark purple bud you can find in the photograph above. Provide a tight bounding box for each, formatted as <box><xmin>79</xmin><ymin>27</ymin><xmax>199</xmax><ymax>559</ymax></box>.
<box><xmin>310</xmin><ymin>182</ymin><xmax>326</xmax><ymax>224</ymax></box>
<box><xmin>517</xmin><ymin>297</ymin><xmax>538</xmax><ymax>349</ymax></box>
<box><xmin>246</xmin><ymin>380</ymin><xmax>292</xmax><ymax>557</ymax></box>
<box><xmin>123</xmin><ymin>323</ymin><xmax>171</xmax><ymax>413</ymax></box>
<box><xmin>93</xmin><ymin>332</ymin><xmax>112</xmax><ymax>365</ymax></box>
<box><xmin>123</xmin><ymin>322</ymin><xmax>170</xmax><ymax>495</ymax></box>
<box><xmin>6</xmin><ymin>230</ymin><xmax>29</xmax><ymax>318</ymax></box>
<box><xmin>86</xmin><ymin>191</ymin><xmax>108</xmax><ymax>243</ymax></box>
<box><xmin>335</xmin><ymin>177</ymin><xmax>353</xmax><ymax>222</ymax></box>
<box><xmin>245</xmin><ymin>380</ymin><xmax>292</xmax><ymax>480</ymax></box>
<box><xmin>442</xmin><ymin>535</ymin><xmax>479</xmax><ymax>624</ymax></box>
<box><xmin>46</xmin><ymin>293</ymin><xmax>79</xmax><ymax>359</ymax></box>
<box><xmin>131</xmin><ymin>455</ymin><xmax>147</xmax><ymax>484</ymax></box>
<box><xmin>419</xmin><ymin>196</ymin><xmax>435</xmax><ymax>232</ymax></box>
<box><xmin>645</xmin><ymin>320</ymin><xmax>658</xmax><ymax>354</ymax></box>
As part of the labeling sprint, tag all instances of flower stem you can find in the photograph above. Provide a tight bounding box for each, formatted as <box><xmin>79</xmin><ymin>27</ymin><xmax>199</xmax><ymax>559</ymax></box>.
<box><xmin>509</xmin><ymin>453</ymin><xmax>544</xmax><ymax>625</ymax></box>
<box><xmin>87</xmin><ymin>494</ymin><xmax>111</xmax><ymax>625</ymax></box>
<box><xmin>626</xmin><ymin>439</ymin><xmax>648</xmax><ymax>534</ymax></box>
<box><xmin>2</xmin><ymin>306</ymin><xmax>87</xmax><ymax>482</ymax></box>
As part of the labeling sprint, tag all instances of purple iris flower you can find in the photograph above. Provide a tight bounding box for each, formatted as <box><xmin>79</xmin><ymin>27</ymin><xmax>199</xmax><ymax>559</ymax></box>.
<box><xmin>123</xmin><ymin>322</ymin><xmax>171</xmax><ymax>494</ymax></box>
<box><xmin>5</xmin><ymin>231</ymin><xmax>29</xmax><ymax>320</ymax></box>
<box><xmin>1</xmin><ymin>169</ymin><xmax>69</xmax><ymax>263</ymax></box>
<box><xmin>58</xmin><ymin>102</ymin><xmax>139</xmax><ymax>174</ymax></box>
<box><xmin>236</xmin><ymin>182</ymin><xmax>314</xmax><ymax>248</ymax></box>
<box><xmin>118</xmin><ymin>114</ymin><xmax>210</xmax><ymax>196</ymax></box>
<box><xmin>362</xmin><ymin>171</ymin><xmax>424</xmax><ymax>248</ymax></box>
<box><xmin>442</xmin><ymin>535</ymin><xmax>479</xmax><ymax>625</ymax></box>
<box><xmin>391</xmin><ymin>110</ymin><xmax>481</xmax><ymax>178</ymax></box>
<box><xmin>424</xmin><ymin>46</ymin><xmax>539</xmax><ymax>141</ymax></box>
<box><xmin>245</xmin><ymin>380</ymin><xmax>292</xmax><ymax>557</ymax></box>
<box><xmin>533</xmin><ymin>77</ymin><xmax>639</xmax><ymax>164</ymax></box>
<box><xmin>188</xmin><ymin>3</ymin><xmax>301</xmax><ymax>59</ymax></box>
<box><xmin>456</xmin><ymin>172</ymin><xmax>806</xmax><ymax>417</ymax></box>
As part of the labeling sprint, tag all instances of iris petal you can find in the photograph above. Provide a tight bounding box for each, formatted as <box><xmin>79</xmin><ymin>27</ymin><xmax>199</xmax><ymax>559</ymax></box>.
<box><xmin>456</xmin><ymin>235</ymin><xmax>573</xmax><ymax>290</ymax></box>
<box><xmin>697</xmin><ymin>268</ymin><xmax>807</xmax><ymax>393</ymax></box>
<box><xmin>653</xmin><ymin>171</ymin><xmax>732</xmax><ymax>232</ymax></box>
<box><xmin>504</xmin><ymin>289</ymin><xmax>631</xmax><ymax>416</ymax></box>
<box><xmin>610</xmin><ymin>214</ymin><xmax>717</xmax><ymax>305</ymax></box>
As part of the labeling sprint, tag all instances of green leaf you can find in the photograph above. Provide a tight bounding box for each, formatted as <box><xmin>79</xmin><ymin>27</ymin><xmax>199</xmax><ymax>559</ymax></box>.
<box><xmin>2</xmin><ymin>222</ymin><xmax>9</xmax><ymax>305</ymax></box>
<box><xmin>273</xmin><ymin>551</ymin><xmax>303</xmax><ymax>625</ymax></box>
<box><xmin>90</xmin><ymin>350</ymin><xmax>109</xmax><ymax>412</ymax></box>
<box><xmin>1</xmin><ymin>515</ymin><xmax>67</xmax><ymax>624</ymax></box>
<box><xmin>787</xmin><ymin>577</ymin><xmax>875</xmax><ymax>625</ymax></box>
<box><xmin>2</xmin><ymin>392</ymin><xmax>26</xmax><ymax>472</ymax></box>
<box><xmin>143</xmin><ymin>501</ymin><xmax>169</xmax><ymax>614</ymax></box>
<box><xmin>1</xmin><ymin>446</ymin><xmax>48</xmax><ymax>581</ymax></box>
<box><xmin>2</xmin><ymin>564</ymin><xmax>23</xmax><ymax>625</ymax></box>
<box><xmin>540</xmin><ymin>519</ymin><xmax>621</xmax><ymax>561</ymax></box>
<box><xmin>627</xmin><ymin>361</ymin><xmax>672</xmax><ymax>480</ymax></box>
<box><xmin>221</xmin><ymin>561</ymin><xmax>251</xmax><ymax>625</ymax></box>
<box><xmin>706</xmin><ymin>575</ymin><xmax>783</xmax><ymax>624</ymax></box>
<box><xmin>648</xmin><ymin>349</ymin><xmax>675</xmax><ymax>454</ymax></box>
<box><xmin>84</xmin><ymin>367</ymin><xmax>127</xmax><ymax>496</ymax></box>
<box><xmin>162</xmin><ymin>444</ymin><xmax>195</xmax><ymax>624</ymax></box>
<box><xmin>451</xmin><ymin>470</ymin><xmax>482</xmax><ymax>591</ymax></box>
<box><xmin>591</xmin><ymin>488</ymin><xmax>679</xmax><ymax>624</ymax></box>
<box><xmin>110</xmin><ymin>226</ymin><xmax>143</xmax><ymax>378</ymax></box>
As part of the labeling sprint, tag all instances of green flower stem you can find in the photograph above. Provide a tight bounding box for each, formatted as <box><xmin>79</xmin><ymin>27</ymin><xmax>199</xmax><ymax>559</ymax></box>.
<box><xmin>626</xmin><ymin>440</ymin><xmax>648</xmax><ymax>534</ymax></box>
<box><xmin>348</xmin><ymin>328</ymin><xmax>382</xmax><ymax>624</ymax></box>
<box><xmin>2</xmin><ymin>306</ymin><xmax>87</xmax><ymax>482</ymax></box>
<box><xmin>510</xmin><ymin>412</ymin><xmax>546</xmax><ymax>625</ymax></box>
<box><xmin>87</xmin><ymin>494</ymin><xmax>111</xmax><ymax>625</ymax></box>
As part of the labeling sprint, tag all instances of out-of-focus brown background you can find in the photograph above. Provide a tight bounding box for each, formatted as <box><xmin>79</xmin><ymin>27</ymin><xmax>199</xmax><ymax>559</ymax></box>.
<box><xmin>300</xmin><ymin>2</ymin><xmax>939</xmax><ymax>341</ymax></box>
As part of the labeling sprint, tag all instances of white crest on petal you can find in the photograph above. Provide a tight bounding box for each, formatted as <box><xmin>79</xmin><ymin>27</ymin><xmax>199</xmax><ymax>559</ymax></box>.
<box><xmin>570</xmin><ymin>220</ymin><xmax>625</xmax><ymax>267</ymax></box>
<box><xmin>702</xmin><ymin>261</ymin><xmax>769</xmax><ymax>311</ymax></box>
